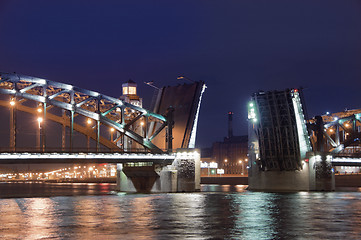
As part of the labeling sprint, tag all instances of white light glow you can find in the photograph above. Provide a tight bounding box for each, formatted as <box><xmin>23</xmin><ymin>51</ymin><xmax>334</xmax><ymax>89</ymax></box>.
<box><xmin>0</xmin><ymin>152</ymin><xmax>176</xmax><ymax>161</ymax></box>
<box><xmin>209</xmin><ymin>162</ymin><xmax>218</xmax><ymax>168</ymax></box>
<box><xmin>217</xmin><ymin>169</ymin><xmax>224</xmax><ymax>174</ymax></box>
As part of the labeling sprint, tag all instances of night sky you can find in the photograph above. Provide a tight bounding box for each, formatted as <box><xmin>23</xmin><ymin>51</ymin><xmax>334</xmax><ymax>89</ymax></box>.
<box><xmin>0</xmin><ymin>1</ymin><xmax>360</xmax><ymax>148</ymax></box>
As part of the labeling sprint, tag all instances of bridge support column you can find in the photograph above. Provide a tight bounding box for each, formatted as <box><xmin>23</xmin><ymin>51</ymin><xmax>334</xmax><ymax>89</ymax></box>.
<box><xmin>308</xmin><ymin>152</ymin><xmax>335</xmax><ymax>191</ymax></box>
<box><xmin>9</xmin><ymin>99</ymin><xmax>16</xmax><ymax>151</ymax></box>
<box><xmin>248</xmin><ymin>152</ymin><xmax>335</xmax><ymax>191</ymax></box>
<box><xmin>116</xmin><ymin>149</ymin><xmax>200</xmax><ymax>193</ymax></box>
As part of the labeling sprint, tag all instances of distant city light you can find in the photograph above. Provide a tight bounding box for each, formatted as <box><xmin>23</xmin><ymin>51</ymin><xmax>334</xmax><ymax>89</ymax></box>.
<box><xmin>37</xmin><ymin>117</ymin><xmax>43</xmax><ymax>123</ymax></box>
<box><xmin>9</xmin><ymin>99</ymin><xmax>15</xmax><ymax>106</ymax></box>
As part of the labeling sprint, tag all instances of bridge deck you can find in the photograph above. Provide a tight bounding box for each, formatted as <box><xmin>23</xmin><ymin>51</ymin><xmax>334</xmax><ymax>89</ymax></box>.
<box><xmin>0</xmin><ymin>152</ymin><xmax>176</xmax><ymax>164</ymax></box>
<box><xmin>332</xmin><ymin>157</ymin><xmax>361</xmax><ymax>167</ymax></box>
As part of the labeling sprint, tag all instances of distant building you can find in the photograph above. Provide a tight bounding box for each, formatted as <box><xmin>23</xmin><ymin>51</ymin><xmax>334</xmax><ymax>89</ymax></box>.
<box><xmin>202</xmin><ymin>112</ymin><xmax>248</xmax><ymax>175</ymax></box>
<box><xmin>212</xmin><ymin>135</ymin><xmax>248</xmax><ymax>174</ymax></box>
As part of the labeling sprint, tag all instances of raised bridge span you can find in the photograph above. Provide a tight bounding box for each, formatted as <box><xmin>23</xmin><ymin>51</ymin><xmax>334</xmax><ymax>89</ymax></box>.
<box><xmin>248</xmin><ymin>88</ymin><xmax>361</xmax><ymax>191</ymax></box>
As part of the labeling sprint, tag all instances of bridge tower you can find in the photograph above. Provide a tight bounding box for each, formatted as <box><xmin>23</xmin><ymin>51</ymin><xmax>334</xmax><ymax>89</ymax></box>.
<box><xmin>248</xmin><ymin>89</ymin><xmax>335</xmax><ymax>191</ymax></box>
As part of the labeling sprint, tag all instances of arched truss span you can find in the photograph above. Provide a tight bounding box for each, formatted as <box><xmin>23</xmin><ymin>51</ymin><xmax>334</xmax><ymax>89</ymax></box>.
<box><xmin>0</xmin><ymin>72</ymin><xmax>168</xmax><ymax>153</ymax></box>
<box><xmin>310</xmin><ymin>109</ymin><xmax>361</xmax><ymax>154</ymax></box>
<box><xmin>0</xmin><ymin>99</ymin><xmax>118</xmax><ymax>150</ymax></box>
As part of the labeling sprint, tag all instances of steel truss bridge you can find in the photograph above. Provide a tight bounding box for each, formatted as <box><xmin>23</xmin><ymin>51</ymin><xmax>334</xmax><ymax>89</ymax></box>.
<box><xmin>308</xmin><ymin>109</ymin><xmax>361</xmax><ymax>167</ymax></box>
<box><xmin>0</xmin><ymin>72</ymin><xmax>173</xmax><ymax>155</ymax></box>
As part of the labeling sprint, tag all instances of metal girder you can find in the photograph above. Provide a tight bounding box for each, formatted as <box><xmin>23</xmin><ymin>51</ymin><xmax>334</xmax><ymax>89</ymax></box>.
<box><xmin>309</xmin><ymin>110</ymin><xmax>361</xmax><ymax>155</ymax></box>
<box><xmin>323</xmin><ymin>131</ymin><xmax>338</xmax><ymax>148</ymax></box>
<box><xmin>0</xmin><ymin>100</ymin><xmax>119</xmax><ymax>150</ymax></box>
<box><xmin>0</xmin><ymin>72</ymin><xmax>168</xmax><ymax>153</ymax></box>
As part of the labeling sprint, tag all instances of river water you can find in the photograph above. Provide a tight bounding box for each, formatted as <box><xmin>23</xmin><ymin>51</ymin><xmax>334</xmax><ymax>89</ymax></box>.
<box><xmin>0</xmin><ymin>183</ymin><xmax>361</xmax><ymax>239</ymax></box>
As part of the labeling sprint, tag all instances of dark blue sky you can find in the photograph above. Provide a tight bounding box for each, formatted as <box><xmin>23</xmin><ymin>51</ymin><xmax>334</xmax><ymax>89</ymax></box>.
<box><xmin>0</xmin><ymin>1</ymin><xmax>361</xmax><ymax>148</ymax></box>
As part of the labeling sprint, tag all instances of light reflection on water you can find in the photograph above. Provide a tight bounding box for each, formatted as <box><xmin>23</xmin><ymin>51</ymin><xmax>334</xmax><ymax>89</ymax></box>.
<box><xmin>0</xmin><ymin>184</ymin><xmax>361</xmax><ymax>239</ymax></box>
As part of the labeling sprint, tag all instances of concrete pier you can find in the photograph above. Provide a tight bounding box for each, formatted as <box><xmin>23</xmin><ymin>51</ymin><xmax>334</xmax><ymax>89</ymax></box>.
<box><xmin>248</xmin><ymin>152</ymin><xmax>335</xmax><ymax>191</ymax></box>
<box><xmin>116</xmin><ymin>149</ymin><xmax>200</xmax><ymax>193</ymax></box>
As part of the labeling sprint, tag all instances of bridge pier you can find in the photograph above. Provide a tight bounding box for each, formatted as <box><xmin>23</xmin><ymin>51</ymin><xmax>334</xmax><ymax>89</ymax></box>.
<box><xmin>248</xmin><ymin>152</ymin><xmax>335</xmax><ymax>191</ymax></box>
<box><xmin>116</xmin><ymin>149</ymin><xmax>200</xmax><ymax>193</ymax></box>
<box><xmin>308</xmin><ymin>152</ymin><xmax>335</xmax><ymax>191</ymax></box>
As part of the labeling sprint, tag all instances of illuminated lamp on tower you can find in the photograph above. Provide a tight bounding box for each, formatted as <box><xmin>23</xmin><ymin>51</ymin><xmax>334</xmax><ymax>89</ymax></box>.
<box><xmin>121</xmin><ymin>79</ymin><xmax>142</xmax><ymax>107</ymax></box>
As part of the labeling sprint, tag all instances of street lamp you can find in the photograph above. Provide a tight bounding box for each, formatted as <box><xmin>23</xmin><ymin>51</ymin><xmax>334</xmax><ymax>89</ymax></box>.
<box><xmin>110</xmin><ymin>128</ymin><xmax>115</xmax><ymax>142</ymax></box>
<box><xmin>177</xmin><ymin>76</ymin><xmax>196</xmax><ymax>83</ymax></box>
<box><xmin>37</xmin><ymin>117</ymin><xmax>43</xmax><ymax>126</ymax></box>
<box><xmin>144</xmin><ymin>81</ymin><xmax>159</xmax><ymax>90</ymax></box>
<box><xmin>37</xmin><ymin>117</ymin><xmax>43</xmax><ymax>151</ymax></box>
<box><xmin>9</xmin><ymin>98</ymin><xmax>16</xmax><ymax>151</ymax></box>
<box><xmin>86</xmin><ymin>119</ymin><xmax>92</xmax><ymax>151</ymax></box>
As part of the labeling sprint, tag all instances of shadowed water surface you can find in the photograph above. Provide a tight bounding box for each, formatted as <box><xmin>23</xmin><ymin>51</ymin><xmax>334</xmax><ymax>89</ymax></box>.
<box><xmin>0</xmin><ymin>183</ymin><xmax>361</xmax><ymax>239</ymax></box>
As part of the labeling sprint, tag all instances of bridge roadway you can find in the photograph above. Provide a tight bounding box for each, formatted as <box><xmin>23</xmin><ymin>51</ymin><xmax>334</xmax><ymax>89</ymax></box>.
<box><xmin>332</xmin><ymin>157</ymin><xmax>361</xmax><ymax>167</ymax></box>
<box><xmin>1</xmin><ymin>151</ymin><xmax>361</xmax><ymax>167</ymax></box>
<box><xmin>0</xmin><ymin>151</ymin><xmax>176</xmax><ymax>164</ymax></box>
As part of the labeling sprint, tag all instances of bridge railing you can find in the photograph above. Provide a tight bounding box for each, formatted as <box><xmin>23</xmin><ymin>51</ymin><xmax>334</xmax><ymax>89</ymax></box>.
<box><xmin>0</xmin><ymin>147</ymin><xmax>174</xmax><ymax>154</ymax></box>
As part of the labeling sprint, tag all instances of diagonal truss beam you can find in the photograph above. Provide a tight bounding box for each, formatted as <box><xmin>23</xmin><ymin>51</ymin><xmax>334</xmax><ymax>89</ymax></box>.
<box><xmin>0</xmin><ymin>72</ymin><xmax>168</xmax><ymax>153</ymax></box>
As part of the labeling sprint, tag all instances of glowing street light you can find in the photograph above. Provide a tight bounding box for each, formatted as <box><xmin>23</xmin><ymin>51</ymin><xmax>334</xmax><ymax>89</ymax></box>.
<box><xmin>177</xmin><ymin>76</ymin><xmax>196</xmax><ymax>83</ymax></box>
<box><xmin>37</xmin><ymin>117</ymin><xmax>43</xmax><ymax>151</ymax></box>
<box><xmin>110</xmin><ymin>128</ymin><xmax>115</xmax><ymax>142</ymax></box>
<box><xmin>37</xmin><ymin>117</ymin><xmax>43</xmax><ymax>125</ymax></box>
<box><xmin>9</xmin><ymin>99</ymin><xmax>15</xmax><ymax>106</ymax></box>
<box><xmin>86</xmin><ymin>119</ymin><xmax>92</xmax><ymax>151</ymax></box>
